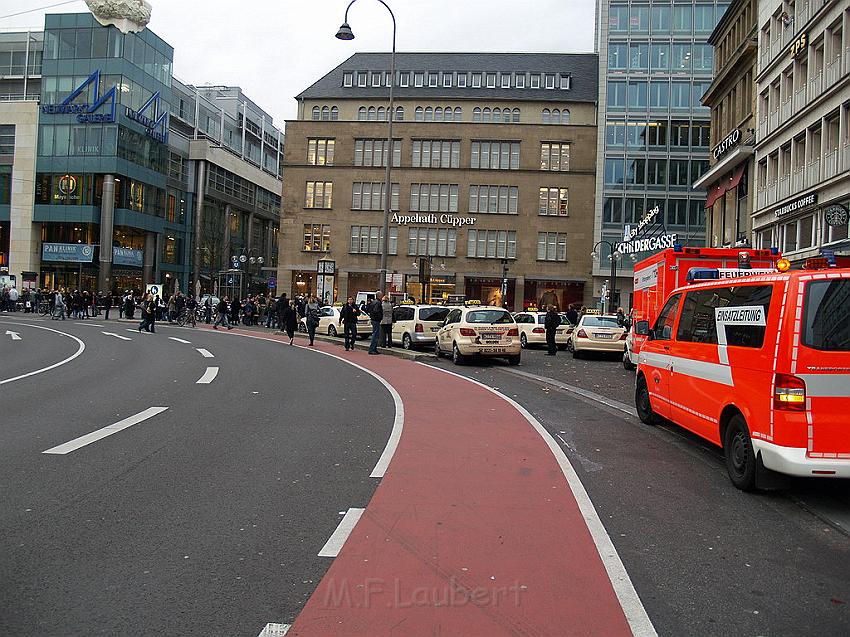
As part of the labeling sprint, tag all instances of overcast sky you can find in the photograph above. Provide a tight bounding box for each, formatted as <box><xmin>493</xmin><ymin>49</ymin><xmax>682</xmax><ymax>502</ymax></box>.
<box><xmin>2</xmin><ymin>0</ymin><xmax>597</xmax><ymax>124</ymax></box>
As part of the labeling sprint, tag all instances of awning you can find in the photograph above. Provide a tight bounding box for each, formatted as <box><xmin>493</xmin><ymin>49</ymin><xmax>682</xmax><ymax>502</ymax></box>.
<box><xmin>704</xmin><ymin>163</ymin><xmax>746</xmax><ymax>209</ymax></box>
<box><xmin>693</xmin><ymin>144</ymin><xmax>753</xmax><ymax>190</ymax></box>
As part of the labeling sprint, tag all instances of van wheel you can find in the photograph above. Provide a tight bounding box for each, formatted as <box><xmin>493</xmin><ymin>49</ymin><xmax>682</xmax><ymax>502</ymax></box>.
<box><xmin>520</xmin><ymin>333</ymin><xmax>528</xmax><ymax>349</ymax></box>
<box><xmin>452</xmin><ymin>343</ymin><xmax>465</xmax><ymax>365</ymax></box>
<box><xmin>724</xmin><ymin>414</ymin><xmax>757</xmax><ymax>491</ymax></box>
<box><xmin>635</xmin><ymin>375</ymin><xmax>659</xmax><ymax>425</ymax></box>
<box><xmin>328</xmin><ymin>325</ymin><xmax>337</xmax><ymax>337</ymax></box>
<box><xmin>402</xmin><ymin>333</ymin><xmax>413</xmax><ymax>350</ymax></box>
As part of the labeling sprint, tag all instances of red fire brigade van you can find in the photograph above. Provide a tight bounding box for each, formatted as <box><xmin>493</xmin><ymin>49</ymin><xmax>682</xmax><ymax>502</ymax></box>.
<box><xmin>635</xmin><ymin>260</ymin><xmax>850</xmax><ymax>490</ymax></box>
<box><xmin>624</xmin><ymin>247</ymin><xmax>781</xmax><ymax>370</ymax></box>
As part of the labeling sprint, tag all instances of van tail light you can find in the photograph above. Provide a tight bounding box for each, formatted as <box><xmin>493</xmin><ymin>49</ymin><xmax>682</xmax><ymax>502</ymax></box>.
<box><xmin>415</xmin><ymin>323</ymin><xmax>424</xmax><ymax>333</ymax></box>
<box><xmin>507</xmin><ymin>328</ymin><xmax>519</xmax><ymax>337</ymax></box>
<box><xmin>532</xmin><ymin>327</ymin><xmax>545</xmax><ymax>334</ymax></box>
<box><xmin>774</xmin><ymin>374</ymin><xmax>806</xmax><ymax>411</ymax></box>
<box><xmin>619</xmin><ymin>332</ymin><xmax>628</xmax><ymax>340</ymax></box>
<box><xmin>459</xmin><ymin>328</ymin><xmax>476</xmax><ymax>336</ymax></box>
<box><xmin>577</xmin><ymin>329</ymin><xmax>588</xmax><ymax>339</ymax></box>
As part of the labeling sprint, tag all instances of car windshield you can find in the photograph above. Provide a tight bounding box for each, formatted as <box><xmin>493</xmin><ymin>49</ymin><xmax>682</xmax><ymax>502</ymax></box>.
<box><xmin>467</xmin><ymin>310</ymin><xmax>514</xmax><ymax>324</ymax></box>
<box><xmin>802</xmin><ymin>279</ymin><xmax>850</xmax><ymax>351</ymax></box>
<box><xmin>420</xmin><ymin>307</ymin><xmax>450</xmax><ymax>322</ymax></box>
<box><xmin>582</xmin><ymin>316</ymin><xmax>621</xmax><ymax>328</ymax></box>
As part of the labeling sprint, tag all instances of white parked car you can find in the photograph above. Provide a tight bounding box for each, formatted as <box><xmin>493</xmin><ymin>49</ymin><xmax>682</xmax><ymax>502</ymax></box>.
<box><xmin>391</xmin><ymin>304</ymin><xmax>451</xmax><ymax>349</ymax></box>
<box><xmin>570</xmin><ymin>314</ymin><xmax>627</xmax><ymax>358</ymax></box>
<box><xmin>435</xmin><ymin>304</ymin><xmax>521</xmax><ymax>365</ymax></box>
<box><xmin>513</xmin><ymin>311</ymin><xmax>573</xmax><ymax>349</ymax></box>
<box><xmin>299</xmin><ymin>305</ymin><xmax>370</xmax><ymax>337</ymax></box>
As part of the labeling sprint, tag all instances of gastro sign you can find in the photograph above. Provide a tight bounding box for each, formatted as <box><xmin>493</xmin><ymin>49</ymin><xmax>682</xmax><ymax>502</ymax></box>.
<box><xmin>774</xmin><ymin>193</ymin><xmax>818</xmax><ymax>218</ymax></box>
<box><xmin>391</xmin><ymin>213</ymin><xmax>477</xmax><ymax>227</ymax></box>
<box><xmin>712</xmin><ymin>129</ymin><xmax>741</xmax><ymax>160</ymax></box>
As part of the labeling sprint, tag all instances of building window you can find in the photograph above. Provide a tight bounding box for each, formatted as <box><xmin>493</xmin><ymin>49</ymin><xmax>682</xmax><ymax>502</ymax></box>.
<box><xmin>428</xmin><ymin>72</ymin><xmax>438</xmax><ymax>87</ymax></box>
<box><xmin>399</xmin><ymin>72</ymin><xmax>410</xmax><ymax>87</ymax></box>
<box><xmin>559</xmin><ymin>75</ymin><xmax>571</xmax><ymax>90</ymax></box>
<box><xmin>443</xmin><ymin>73</ymin><xmax>453</xmax><ymax>87</ymax></box>
<box><xmin>486</xmin><ymin>73</ymin><xmax>496</xmax><ymax>88</ymax></box>
<box><xmin>538</xmin><ymin>187</ymin><xmax>569</xmax><ymax>216</ymax></box>
<box><xmin>343</xmin><ymin>72</ymin><xmax>353</xmax><ymax>87</ymax></box>
<box><xmin>409</xmin><ymin>184</ymin><xmax>459</xmax><ymax>212</ymax></box>
<box><xmin>412</xmin><ymin>140</ymin><xmax>461</xmax><ymax>168</ymax></box>
<box><xmin>469</xmin><ymin>185</ymin><xmax>519</xmax><ymax>214</ymax></box>
<box><xmin>501</xmin><ymin>74</ymin><xmax>511</xmax><ymax>88</ymax></box>
<box><xmin>351</xmin><ymin>182</ymin><xmax>399</xmax><ymax>211</ymax></box>
<box><xmin>305</xmin><ymin>181</ymin><xmax>333</xmax><ymax>209</ymax></box>
<box><xmin>408</xmin><ymin>227</ymin><xmax>457</xmax><ymax>257</ymax></box>
<box><xmin>307</xmin><ymin>138</ymin><xmax>335</xmax><ymax>166</ymax></box>
<box><xmin>515</xmin><ymin>74</ymin><xmax>525</xmax><ymax>88</ymax></box>
<box><xmin>457</xmin><ymin>73</ymin><xmax>467</xmax><ymax>87</ymax></box>
<box><xmin>545</xmin><ymin>74</ymin><xmax>556</xmax><ymax>89</ymax></box>
<box><xmin>540</xmin><ymin>142</ymin><xmax>570</xmax><ymax>171</ymax></box>
<box><xmin>467</xmin><ymin>230</ymin><xmax>517</xmax><ymax>259</ymax></box>
<box><xmin>357</xmin><ymin>72</ymin><xmax>367</xmax><ymax>87</ymax></box>
<box><xmin>530</xmin><ymin>74</ymin><xmax>541</xmax><ymax>89</ymax></box>
<box><xmin>358</xmin><ymin>106</ymin><xmax>366</xmax><ymax>120</ymax></box>
<box><xmin>350</xmin><ymin>225</ymin><xmax>397</xmax><ymax>254</ymax></box>
<box><xmin>537</xmin><ymin>232</ymin><xmax>568</xmax><ymax>261</ymax></box>
<box><xmin>354</xmin><ymin>139</ymin><xmax>401</xmax><ymax>167</ymax></box>
<box><xmin>471</xmin><ymin>73</ymin><xmax>482</xmax><ymax>87</ymax></box>
<box><xmin>414</xmin><ymin>72</ymin><xmax>424</xmax><ymax>87</ymax></box>
<box><xmin>371</xmin><ymin>72</ymin><xmax>382</xmax><ymax>87</ymax></box>
<box><xmin>331</xmin><ymin>106</ymin><xmax>338</xmax><ymax>120</ymax></box>
<box><xmin>311</xmin><ymin>106</ymin><xmax>320</xmax><ymax>120</ymax></box>
<box><xmin>470</xmin><ymin>141</ymin><xmax>520</xmax><ymax>170</ymax></box>
<box><xmin>303</xmin><ymin>224</ymin><xmax>331</xmax><ymax>252</ymax></box>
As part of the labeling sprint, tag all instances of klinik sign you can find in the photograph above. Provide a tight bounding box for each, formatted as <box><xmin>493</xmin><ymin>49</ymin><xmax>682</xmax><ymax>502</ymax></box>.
<box><xmin>616</xmin><ymin>205</ymin><xmax>679</xmax><ymax>255</ymax></box>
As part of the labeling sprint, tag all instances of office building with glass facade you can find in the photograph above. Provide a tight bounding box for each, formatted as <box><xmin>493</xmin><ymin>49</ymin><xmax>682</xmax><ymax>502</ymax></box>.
<box><xmin>0</xmin><ymin>12</ymin><xmax>282</xmax><ymax>296</ymax></box>
<box><xmin>593</xmin><ymin>0</ymin><xmax>729</xmax><ymax>309</ymax></box>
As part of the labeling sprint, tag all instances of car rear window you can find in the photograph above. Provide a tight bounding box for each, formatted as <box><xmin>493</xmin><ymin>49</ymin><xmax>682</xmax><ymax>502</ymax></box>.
<box><xmin>419</xmin><ymin>307</ymin><xmax>450</xmax><ymax>322</ymax></box>
<box><xmin>582</xmin><ymin>316</ymin><xmax>620</xmax><ymax>328</ymax></box>
<box><xmin>467</xmin><ymin>310</ymin><xmax>514</xmax><ymax>324</ymax></box>
<box><xmin>802</xmin><ymin>279</ymin><xmax>850</xmax><ymax>351</ymax></box>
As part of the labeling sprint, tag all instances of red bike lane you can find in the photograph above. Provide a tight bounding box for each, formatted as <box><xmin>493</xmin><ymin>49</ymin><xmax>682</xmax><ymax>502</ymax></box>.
<box><xmin>197</xmin><ymin>326</ymin><xmax>651</xmax><ymax>636</ymax></box>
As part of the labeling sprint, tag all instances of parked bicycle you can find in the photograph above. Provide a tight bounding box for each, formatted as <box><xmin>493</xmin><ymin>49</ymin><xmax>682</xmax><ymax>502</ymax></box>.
<box><xmin>176</xmin><ymin>307</ymin><xmax>196</xmax><ymax>327</ymax></box>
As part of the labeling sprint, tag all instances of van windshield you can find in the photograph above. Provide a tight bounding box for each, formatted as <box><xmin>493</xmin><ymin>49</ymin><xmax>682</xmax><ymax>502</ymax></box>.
<box><xmin>802</xmin><ymin>279</ymin><xmax>850</xmax><ymax>351</ymax></box>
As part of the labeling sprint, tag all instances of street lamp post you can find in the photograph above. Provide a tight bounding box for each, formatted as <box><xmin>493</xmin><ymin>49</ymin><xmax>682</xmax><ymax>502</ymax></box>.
<box><xmin>336</xmin><ymin>0</ymin><xmax>396</xmax><ymax>296</ymax></box>
<box><xmin>231</xmin><ymin>248</ymin><xmax>264</xmax><ymax>297</ymax></box>
<box><xmin>591</xmin><ymin>240</ymin><xmax>620</xmax><ymax>314</ymax></box>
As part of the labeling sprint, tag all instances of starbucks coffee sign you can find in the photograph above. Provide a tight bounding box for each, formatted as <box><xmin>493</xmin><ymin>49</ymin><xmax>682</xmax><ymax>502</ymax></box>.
<box><xmin>391</xmin><ymin>213</ymin><xmax>477</xmax><ymax>228</ymax></box>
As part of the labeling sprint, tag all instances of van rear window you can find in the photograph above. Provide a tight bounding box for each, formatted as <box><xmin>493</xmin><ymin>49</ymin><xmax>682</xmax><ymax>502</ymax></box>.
<box><xmin>419</xmin><ymin>307</ymin><xmax>450</xmax><ymax>322</ymax></box>
<box><xmin>802</xmin><ymin>279</ymin><xmax>850</xmax><ymax>351</ymax></box>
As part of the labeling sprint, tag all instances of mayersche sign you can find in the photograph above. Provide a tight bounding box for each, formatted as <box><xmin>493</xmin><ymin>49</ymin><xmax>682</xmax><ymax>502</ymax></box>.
<box><xmin>41</xmin><ymin>70</ymin><xmax>168</xmax><ymax>143</ymax></box>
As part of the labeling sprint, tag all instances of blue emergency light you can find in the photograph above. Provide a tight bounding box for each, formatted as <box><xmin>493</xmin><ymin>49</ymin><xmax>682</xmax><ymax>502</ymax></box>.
<box><xmin>686</xmin><ymin>267</ymin><xmax>719</xmax><ymax>283</ymax></box>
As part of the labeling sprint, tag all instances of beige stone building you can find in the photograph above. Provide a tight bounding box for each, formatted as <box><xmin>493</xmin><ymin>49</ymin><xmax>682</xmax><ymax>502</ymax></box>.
<box><xmin>277</xmin><ymin>52</ymin><xmax>599</xmax><ymax>311</ymax></box>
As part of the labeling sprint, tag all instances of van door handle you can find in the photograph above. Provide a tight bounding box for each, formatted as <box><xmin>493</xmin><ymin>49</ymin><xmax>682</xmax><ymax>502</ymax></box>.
<box><xmin>663</xmin><ymin>345</ymin><xmax>671</xmax><ymax>351</ymax></box>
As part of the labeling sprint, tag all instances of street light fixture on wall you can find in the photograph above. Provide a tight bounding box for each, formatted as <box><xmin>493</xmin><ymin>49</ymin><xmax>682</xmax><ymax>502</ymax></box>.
<box><xmin>336</xmin><ymin>0</ymin><xmax>396</xmax><ymax>296</ymax></box>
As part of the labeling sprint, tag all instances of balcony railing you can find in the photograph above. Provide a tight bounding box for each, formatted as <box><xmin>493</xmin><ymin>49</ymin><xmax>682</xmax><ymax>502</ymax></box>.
<box><xmin>792</xmin><ymin>168</ymin><xmax>805</xmax><ymax>192</ymax></box>
<box><xmin>810</xmin><ymin>71</ymin><xmax>824</xmax><ymax>99</ymax></box>
<box><xmin>808</xmin><ymin>159</ymin><xmax>821</xmax><ymax>186</ymax></box>
<box><xmin>766</xmin><ymin>181</ymin><xmax>778</xmax><ymax>206</ymax></box>
<box><xmin>778</xmin><ymin>175</ymin><xmax>791</xmax><ymax>199</ymax></box>
<box><xmin>825</xmin><ymin>58</ymin><xmax>841</xmax><ymax>86</ymax></box>
<box><xmin>756</xmin><ymin>188</ymin><xmax>766</xmax><ymax>210</ymax></box>
<box><xmin>769</xmin><ymin>108</ymin><xmax>780</xmax><ymax>132</ymax></box>
<box><xmin>794</xmin><ymin>85</ymin><xmax>807</xmax><ymax>112</ymax></box>
<box><xmin>758</xmin><ymin>118</ymin><xmax>769</xmax><ymax>140</ymax></box>
<box><xmin>823</xmin><ymin>149</ymin><xmax>838</xmax><ymax>180</ymax></box>
<box><xmin>843</xmin><ymin>144</ymin><xmax>850</xmax><ymax>174</ymax></box>
<box><xmin>781</xmin><ymin>99</ymin><xmax>792</xmax><ymax>121</ymax></box>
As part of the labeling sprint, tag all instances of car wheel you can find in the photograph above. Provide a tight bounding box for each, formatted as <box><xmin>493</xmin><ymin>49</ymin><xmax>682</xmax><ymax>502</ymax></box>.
<box><xmin>623</xmin><ymin>351</ymin><xmax>635</xmax><ymax>371</ymax></box>
<box><xmin>635</xmin><ymin>374</ymin><xmax>659</xmax><ymax>425</ymax></box>
<box><xmin>572</xmin><ymin>349</ymin><xmax>582</xmax><ymax>359</ymax></box>
<box><xmin>566</xmin><ymin>338</ymin><xmax>574</xmax><ymax>352</ymax></box>
<box><xmin>402</xmin><ymin>333</ymin><xmax>413</xmax><ymax>350</ymax></box>
<box><xmin>434</xmin><ymin>339</ymin><xmax>442</xmax><ymax>358</ymax></box>
<box><xmin>558</xmin><ymin>344</ymin><xmax>568</xmax><ymax>351</ymax></box>
<box><xmin>508</xmin><ymin>354</ymin><xmax>521</xmax><ymax>366</ymax></box>
<box><xmin>520</xmin><ymin>333</ymin><xmax>528</xmax><ymax>349</ymax></box>
<box><xmin>452</xmin><ymin>343</ymin><xmax>465</xmax><ymax>365</ymax></box>
<box><xmin>724</xmin><ymin>414</ymin><xmax>757</xmax><ymax>491</ymax></box>
<box><xmin>328</xmin><ymin>325</ymin><xmax>337</xmax><ymax>337</ymax></box>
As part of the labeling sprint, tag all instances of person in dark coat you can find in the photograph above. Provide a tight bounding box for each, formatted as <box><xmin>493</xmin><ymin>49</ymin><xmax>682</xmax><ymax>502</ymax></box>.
<box><xmin>276</xmin><ymin>293</ymin><xmax>288</xmax><ymax>328</ymax></box>
<box><xmin>282</xmin><ymin>299</ymin><xmax>298</xmax><ymax>345</ymax></box>
<box><xmin>230</xmin><ymin>297</ymin><xmax>241</xmax><ymax>324</ymax></box>
<box><xmin>338</xmin><ymin>297</ymin><xmax>361</xmax><ymax>351</ymax></box>
<box><xmin>138</xmin><ymin>293</ymin><xmax>156</xmax><ymax>333</ymax></box>
<box><xmin>544</xmin><ymin>305</ymin><xmax>561</xmax><ymax>356</ymax></box>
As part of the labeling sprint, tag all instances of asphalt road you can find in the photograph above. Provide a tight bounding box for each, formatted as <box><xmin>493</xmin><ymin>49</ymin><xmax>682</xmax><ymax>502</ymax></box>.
<box><xmin>425</xmin><ymin>351</ymin><xmax>850</xmax><ymax>636</ymax></box>
<box><xmin>0</xmin><ymin>315</ymin><xmax>393</xmax><ymax>636</ymax></box>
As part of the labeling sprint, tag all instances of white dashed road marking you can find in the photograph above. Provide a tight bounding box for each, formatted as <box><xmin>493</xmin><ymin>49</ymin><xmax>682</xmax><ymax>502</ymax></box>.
<box><xmin>196</xmin><ymin>348</ymin><xmax>214</xmax><ymax>358</ymax></box>
<box><xmin>102</xmin><ymin>331</ymin><xmax>132</xmax><ymax>341</ymax></box>
<box><xmin>169</xmin><ymin>337</ymin><xmax>192</xmax><ymax>344</ymax></box>
<box><xmin>318</xmin><ymin>508</ymin><xmax>365</xmax><ymax>557</ymax></box>
<box><xmin>43</xmin><ymin>407</ymin><xmax>169</xmax><ymax>454</ymax></box>
<box><xmin>196</xmin><ymin>366</ymin><xmax>219</xmax><ymax>384</ymax></box>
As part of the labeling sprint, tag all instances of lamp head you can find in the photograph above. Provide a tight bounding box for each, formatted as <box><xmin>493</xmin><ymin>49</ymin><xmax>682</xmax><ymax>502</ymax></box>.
<box><xmin>335</xmin><ymin>22</ymin><xmax>355</xmax><ymax>40</ymax></box>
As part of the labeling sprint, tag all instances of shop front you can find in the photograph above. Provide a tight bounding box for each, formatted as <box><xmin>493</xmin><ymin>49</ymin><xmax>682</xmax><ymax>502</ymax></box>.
<box><xmin>464</xmin><ymin>276</ymin><xmax>515</xmax><ymax>308</ymax></box>
<box><xmin>523</xmin><ymin>279</ymin><xmax>584</xmax><ymax>311</ymax></box>
<box><xmin>404</xmin><ymin>274</ymin><xmax>456</xmax><ymax>304</ymax></box>
<box><xmin>291</xmin><ymin>269</ymin><xmax>317</xmax><ymax>299</ymax></box>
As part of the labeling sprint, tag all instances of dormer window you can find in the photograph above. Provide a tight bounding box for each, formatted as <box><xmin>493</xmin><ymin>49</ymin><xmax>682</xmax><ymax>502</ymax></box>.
<box><xmin>343</xmin><ymin>72</ymin><xmax>353</xmax><ymax>87</ymax></box>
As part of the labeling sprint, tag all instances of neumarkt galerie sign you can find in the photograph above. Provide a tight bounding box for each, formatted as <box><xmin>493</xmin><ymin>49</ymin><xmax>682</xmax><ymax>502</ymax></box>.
<box><xmin>42</xmin><ymin>243</ymin><xmax>95</xmax><ymax>263</ymax></box>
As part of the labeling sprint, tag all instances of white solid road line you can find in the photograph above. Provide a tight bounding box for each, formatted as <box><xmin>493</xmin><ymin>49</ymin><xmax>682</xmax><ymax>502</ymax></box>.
<box><xmin>169</xmin><ymin>337</ymin><xmax>192</xmax><ymax>344</ymax></box>
<box><xmin>318</xmin><ymin>508</ymin><xmax>365</xmax><ymax>557</ymax></box>
<box><xmin>418</xmin><ymin>362</ymin><xmax>658</xmax><ymax>637</ymax></box>
<box><xmin>196</xmin><ymin>366</ymin><xmax>219</xmax><ymax>384</ymax></box>
<box><xmin>43</xmin><ymin>407</ymin><xmax>169</xmax><ymax>455</ymax></box>
<box><xmin>0</xmin><ymin>322</ymin><xmax>86</xmax><ymax>386</ymax></box>
<box><xmin>102</xmin><ymin>331</ymin><xmax>132</xmax><ymax>341</ymax></box>
<box><xmin>6</xmin><ymin>330</ymin><xmax>21</xmax><ymax>340</ymax></box>
<box><xmin>196</xmin><ymin>348</ymin><xmax>214</xmax><ymax>358</ymax></box>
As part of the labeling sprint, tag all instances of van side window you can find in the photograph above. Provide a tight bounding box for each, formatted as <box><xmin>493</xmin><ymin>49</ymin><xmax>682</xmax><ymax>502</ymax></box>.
<box><xmin>652</xmin><ymin>294</ymin><xmax>681</xmax><ymax>341</ymax></box>
<box><xmin>677</xmin><ymin>285</ymin><xmax>773</xmax><ymax>348</ymax></box>
<box><xmin>802</xmin><ymin>279</ymin><xmax>850</xmax><ymax>351</ymax></box>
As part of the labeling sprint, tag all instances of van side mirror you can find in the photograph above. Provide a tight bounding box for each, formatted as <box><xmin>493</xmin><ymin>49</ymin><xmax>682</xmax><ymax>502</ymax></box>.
<box><xmin>634</xmin><ymin>320</ymin><xmax>650</xmax><ymax>337</ymax></box>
